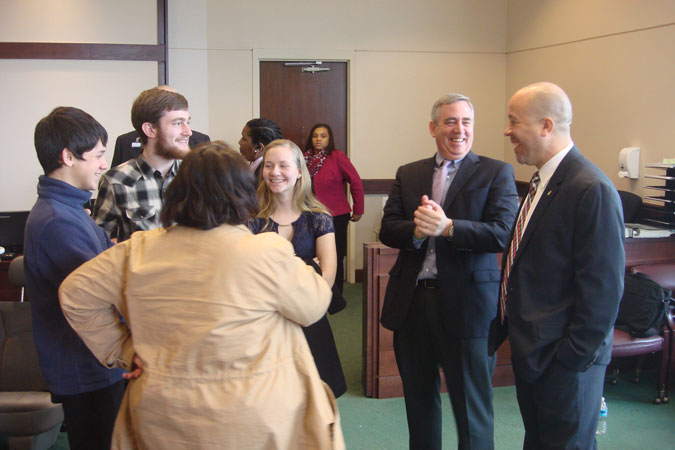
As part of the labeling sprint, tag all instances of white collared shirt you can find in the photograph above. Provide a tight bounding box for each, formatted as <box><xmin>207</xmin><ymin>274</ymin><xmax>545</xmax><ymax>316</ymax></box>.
<box><xmin>521</xmin><ymin>141</ymin><xmax>574</xmax><ymax>232</ymax></box>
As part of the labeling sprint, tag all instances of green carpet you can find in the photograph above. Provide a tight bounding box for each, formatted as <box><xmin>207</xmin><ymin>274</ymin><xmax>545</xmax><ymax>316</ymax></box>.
<box><xmin>17</xmin><ymin>283</ymin><xmax>674</xmax><ymax>449</ymax></box>
<box><xmin>332</xmin><ymin>283</ymin><xmax>675</xmax><ymax>449</ymax></box>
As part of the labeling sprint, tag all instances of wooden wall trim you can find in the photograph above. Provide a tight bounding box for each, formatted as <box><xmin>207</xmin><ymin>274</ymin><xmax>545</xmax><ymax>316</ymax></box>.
<box><xmin>0</xmin><ymin>0</ymin><xmax>168</xmax><ymax>83</ymax></box>
<box><xmin>157</xmin><ymin>0</ymin><xmax>168</xmax><ymax>84</ymax></box>
<box><xmin>363</xmin><ymin>179</ymin><xmax>394</xmax><ymax>195</ymax></box>
<box><xmin>0</xmin><ymin>42</ymin><xmax>165</xmax><ymax>61</ymax></box>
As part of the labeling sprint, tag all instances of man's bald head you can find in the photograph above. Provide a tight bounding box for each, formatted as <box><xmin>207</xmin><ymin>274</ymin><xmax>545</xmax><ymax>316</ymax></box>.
<box><xmin>513</xmin><ymin>82</ymin><xmax>573</xmax><ymax>136</ymax></box>
<box><xmin>505</xmin><ymin>82</ymin><xmax>574</xmax><ymax>168</ymax></box>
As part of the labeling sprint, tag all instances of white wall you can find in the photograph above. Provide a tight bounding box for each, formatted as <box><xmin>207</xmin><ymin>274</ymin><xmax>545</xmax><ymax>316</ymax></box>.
<box><xmin>6</xmin><ymin>1</ymin><xmax>672</xmax><ymax>275</ymax></box>
<box><xmin>505</xmin><ymin>0</ymin><xmax>675</xmax><ymax>197</ymax></box>
<box><xmin>168</xmin><ymin>0</ymin><xmax>508</xmax><ymax>274</ymax></box>
<box><xmin>0</xmin><ymin>0</ymin><xmax>156</xmax><ymax>44</ymax></box>
<box><xmin>0</xmin><ymin>0</ymin><xmax>158</xmax><ymax>211</ymax></box>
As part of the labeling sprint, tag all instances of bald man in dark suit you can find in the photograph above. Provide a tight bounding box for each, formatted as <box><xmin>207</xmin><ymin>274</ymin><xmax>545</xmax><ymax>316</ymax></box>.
<box><xmin>491</xmin><ymin>82</ymin><xmax>624</xmax><ymax>450</ymax></box>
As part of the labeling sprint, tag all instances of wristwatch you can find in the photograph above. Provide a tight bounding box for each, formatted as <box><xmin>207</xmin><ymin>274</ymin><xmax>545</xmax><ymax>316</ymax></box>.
<box><xmin>446</xmin><ymin>223</ymin><xmax>454</xmax><ymax>240</ymax></box>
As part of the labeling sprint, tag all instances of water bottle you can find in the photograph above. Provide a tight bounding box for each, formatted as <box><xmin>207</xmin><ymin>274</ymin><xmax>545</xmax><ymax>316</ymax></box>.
<box><xmin>596</xmin><ymin>396</ymin><xmax>608</xmax><ymax>435</ymax></box>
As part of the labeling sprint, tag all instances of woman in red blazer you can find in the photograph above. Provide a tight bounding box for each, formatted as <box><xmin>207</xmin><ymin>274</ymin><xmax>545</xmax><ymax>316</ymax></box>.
<box><xmin>304</xmin><ymin>123</ymin><xmax>364</xmax><ymax>295</ymax></box>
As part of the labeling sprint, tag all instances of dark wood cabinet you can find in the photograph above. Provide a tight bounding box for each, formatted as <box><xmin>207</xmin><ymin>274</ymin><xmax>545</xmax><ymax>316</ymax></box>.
<box><xmin>362</xmin><ymin>237</ymin><xmax>675</xmax><ymax>398</ymax></box>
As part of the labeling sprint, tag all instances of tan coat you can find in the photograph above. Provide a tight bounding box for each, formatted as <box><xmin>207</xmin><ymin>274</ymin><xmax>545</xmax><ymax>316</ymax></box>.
<box><xmin>59</xmin><ymin>224</ymin><xmax>344</xmax><ymax>449</ymax></box>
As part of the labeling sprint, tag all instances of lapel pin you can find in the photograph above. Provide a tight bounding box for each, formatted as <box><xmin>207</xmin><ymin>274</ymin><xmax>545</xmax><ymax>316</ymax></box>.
<box><xmin>547</xmin><ymin>190</ymin><xmax>551</xmax><ymax>196</ymax></box>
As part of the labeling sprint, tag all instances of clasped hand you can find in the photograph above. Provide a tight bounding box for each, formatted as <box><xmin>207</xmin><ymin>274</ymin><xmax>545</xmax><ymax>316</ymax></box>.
<box><xmin>413</xmin><ymin>195</ymin><xmax>452</xmax><ymax>239</ymax></box>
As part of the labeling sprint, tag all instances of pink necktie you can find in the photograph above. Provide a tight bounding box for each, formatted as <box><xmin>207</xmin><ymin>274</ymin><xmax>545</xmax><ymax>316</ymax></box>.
<box><xmin>499</xmin><ymin>171</ymin><xmax>540</xmax><ymax>323</ymax></box>
<box><xmin>431</xmin><ymin>160</ymin><xmax>448</xmax><ymax>203</ymax></box>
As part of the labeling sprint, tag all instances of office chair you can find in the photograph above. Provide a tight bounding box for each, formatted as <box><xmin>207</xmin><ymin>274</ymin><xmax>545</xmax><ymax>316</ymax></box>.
<box><xmin>609</xmin><ymin>263</ymin><xmax>674</xmax><ymax>404</ymax></box>
<box><xmin>0</xmin><ymin>301</ymin><xmax>64</xmax><ymax>449</ymax></box>
<box><xmin>617</xmin><ymin>190</ymin><xmax>643</xmax><ymax>223</ymax></box>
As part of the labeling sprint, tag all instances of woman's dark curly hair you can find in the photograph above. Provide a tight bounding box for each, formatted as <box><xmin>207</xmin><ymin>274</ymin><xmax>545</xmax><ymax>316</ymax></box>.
<box><xmin>161</xmin><ymin>141</ymin><xmax>259</xmax><ymax>229</ymax></box>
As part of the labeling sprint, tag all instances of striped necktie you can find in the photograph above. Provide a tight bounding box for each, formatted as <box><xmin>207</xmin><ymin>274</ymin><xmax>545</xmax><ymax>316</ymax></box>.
<box><xmin>499</xmin><ymin>171</ymin><xmax>540</xmax><ymax>323</ymax></box>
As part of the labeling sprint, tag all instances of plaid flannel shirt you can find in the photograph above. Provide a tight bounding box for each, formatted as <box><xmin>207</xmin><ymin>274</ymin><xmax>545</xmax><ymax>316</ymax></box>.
<box><xmin>92</xmin><ymin>155</ymin><xmax>180</xmax><ymax>242</ymax></box>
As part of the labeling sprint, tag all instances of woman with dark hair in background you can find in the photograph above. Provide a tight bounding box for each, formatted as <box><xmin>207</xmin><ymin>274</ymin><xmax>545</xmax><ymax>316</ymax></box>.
<box><xmin>60</xmin><ymin>141</ymin><xmax>344</xmax><ymax>449</ymax></box>
<box><xmin>248</xmin><ymin>139</ymin><xmax>347</xmax><ymax>398</ymax></box>
<box><xmin>238</xmin><ymin>118</ymin><xmax>282</xmax><ymax>179</ymax></box>
<box><xmin>304</xmin><ymin>123</ymin><xmax>364</xmax><ymax>296</ymax></box>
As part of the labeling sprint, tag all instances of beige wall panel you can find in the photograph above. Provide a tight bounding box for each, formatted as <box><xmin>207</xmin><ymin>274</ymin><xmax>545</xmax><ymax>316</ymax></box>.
<box><xmin>168</xmin><ymin>49</ymin><xmax>211</xmax><ymax>136</ymax></box>
<box><xmin>0</xmin><ymin>0</ymin><xmax>156</xmax><ymax>44</ymax></box>
<box><xmin>352</xmin><ymin>195</ymin><xmax>389</xmax><ymax>271</ymax></box>
<box><xmin>204</xmin><ymin>0</ymin><xmax>506</xmax><ymax>52</ymax></box>
<box><xmin>504</xmin><ymin>26</ymin><xmax>675</xmax><ymax>194</ymax></box>
<box><xmin>168</xmin><ymin>0</ymin><xmax>207</xmax><ymax>49</ymax></box>
<box><xmin>0</xmin><ymin>60</ymin><xmax>157</xmax><ymax>210</ymax></box>
<box><xmin>352</xmin><ymin>51</ymin><xmax>506</xmax><ymax>180</ymax></box>
<box><xmin>507</xmin><ymin>0</ymin><xmax>675</xmax><ymax>52</ymax></box>
<box><xmin>205</xmin><ymin>50</ymin><xmax>254</xmax><ymax>147</ymax></box>
<box><xmin>354</xmin><ymin>0</ymin><xmax>506</xmax><ymax>52</ymax></box>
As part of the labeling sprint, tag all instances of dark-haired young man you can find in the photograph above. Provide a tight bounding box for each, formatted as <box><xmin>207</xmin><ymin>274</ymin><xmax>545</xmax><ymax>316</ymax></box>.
<box><xmin>24</xmin><ymin>106</ymin><xmax>126</xmax><ymax>450</ymax></box>
<box><xmin>93</xmin><ymin>87</ymin><xmax>193</xmax><ymax>241</ymax></box>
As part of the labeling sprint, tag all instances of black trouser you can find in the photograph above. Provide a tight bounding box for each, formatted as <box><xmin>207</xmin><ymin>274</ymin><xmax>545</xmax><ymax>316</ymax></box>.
<box><xmin>515</xmin><ymin>359</ymin><xmax>605</xmax><ymax>450</ymax></box>
<box><xmin>333</xmin><ymin>213</ymin><xmax>350</xmax><ymax>294</ymax></box>
<box><xmin>393</xmin><ymin>286</ymin><xmax>496</xmax><ymax>450</ymax></box>
<box><xmin>54</xmin><ymin>379</ymin><xmax>125</xmax><ymax>450</ymax></box>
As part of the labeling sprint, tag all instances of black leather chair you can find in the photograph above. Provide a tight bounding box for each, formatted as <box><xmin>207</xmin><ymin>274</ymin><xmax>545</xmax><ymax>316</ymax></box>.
<box><xmin>617</xmin><ymin>190</ymin><xmax>643</xmax><ymax>223</ymax></box>
<box><xmin>0</xmin><ymin>259</ymin><xmax>64</xmax><ymax>449</ymax></box>
<box><xmin>609</xmin><ymin>263</ymin><xmax>674</xmax><ymax>404</ymax></box>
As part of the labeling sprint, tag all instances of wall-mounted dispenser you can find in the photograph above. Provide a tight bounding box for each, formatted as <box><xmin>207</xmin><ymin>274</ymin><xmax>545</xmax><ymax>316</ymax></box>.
<box><xmin>618</xmin><ymin>147</ymin><xmax>640</xmax><ymax>179</ymax></box>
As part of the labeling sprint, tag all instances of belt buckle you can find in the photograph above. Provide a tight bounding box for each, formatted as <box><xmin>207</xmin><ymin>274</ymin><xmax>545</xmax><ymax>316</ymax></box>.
<box><xmin>418</xmin><ymin>279</ymin><xmax>437</xmax><ymax>289</ymax></box>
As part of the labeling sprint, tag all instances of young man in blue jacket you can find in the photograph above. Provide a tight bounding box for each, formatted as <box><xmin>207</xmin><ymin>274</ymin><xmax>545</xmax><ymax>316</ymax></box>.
<box><xmin>24</xmin><ymin>107</ymin><xmax>126</xmax><ymax>450</ymax></box>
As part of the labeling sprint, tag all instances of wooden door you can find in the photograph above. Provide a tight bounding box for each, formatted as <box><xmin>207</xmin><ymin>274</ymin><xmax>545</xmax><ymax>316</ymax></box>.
<box><xmin>259</xmin><ymin>61</ymin><xmax>347</xmax><ymax>154</ymax></box>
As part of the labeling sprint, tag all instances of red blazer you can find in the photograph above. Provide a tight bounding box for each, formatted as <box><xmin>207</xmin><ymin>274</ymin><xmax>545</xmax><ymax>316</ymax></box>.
<box><xmin>312</xmin><ymin>150</ymin><xmax>364</xmax><ymax>217</ymax></box>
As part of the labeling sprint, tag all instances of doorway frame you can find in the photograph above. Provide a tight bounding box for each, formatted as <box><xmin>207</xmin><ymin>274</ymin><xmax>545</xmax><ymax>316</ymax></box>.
<box><xmin>252</xmin><ymin>49</ymin><xmax>358</xmax><ymax>283</ymax></box>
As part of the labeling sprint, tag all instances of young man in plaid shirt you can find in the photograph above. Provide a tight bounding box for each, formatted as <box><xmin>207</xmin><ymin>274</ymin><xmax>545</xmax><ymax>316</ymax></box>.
<box><xmin>92</xmin><ymin>87</ymin><xmax>193</xmax><ymax>241</ymax></box>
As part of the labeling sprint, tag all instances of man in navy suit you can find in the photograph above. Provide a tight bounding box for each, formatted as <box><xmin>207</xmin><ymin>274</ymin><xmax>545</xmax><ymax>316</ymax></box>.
<box><xmin>491</xmin><ymin>82</ymin><xmax>624</xmax><ymax>449</ymax></box>
<box><xmin>380</xmin><ymin>93</ymin><xmax>518</xmax><ymax>449</ymax></box>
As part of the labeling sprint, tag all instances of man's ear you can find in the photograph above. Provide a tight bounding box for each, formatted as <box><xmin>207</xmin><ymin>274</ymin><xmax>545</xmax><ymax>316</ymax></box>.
<box><xmin>541</xmin><ymin>117</ymin><xmax>554</xmax><ymax>137</ymax></box>
<box><xmin>142</xmin><ymin>122</ymin><xmax>157</xmax><ymax>140</ymax></box>
<box><xmin>61</xmin><ymin>148</ymin><xmax>75</xmax><ymax>167</ymax></box>
<box><xmin>429</xmin><ymin>121</ymin><xmax>437</xmax><ymax>138</ymax></box>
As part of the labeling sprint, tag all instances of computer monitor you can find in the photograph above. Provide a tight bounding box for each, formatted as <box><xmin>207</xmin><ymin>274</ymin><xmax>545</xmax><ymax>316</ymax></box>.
<box><xmin>0</xmin><ymin>211</ymin><xmax>30</xmax><ymax>254</ymax></box>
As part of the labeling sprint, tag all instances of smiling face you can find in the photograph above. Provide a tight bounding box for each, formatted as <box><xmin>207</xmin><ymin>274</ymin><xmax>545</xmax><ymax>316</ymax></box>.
<box><xmin>70</xmin><ymin>140</ymin><xmax>108</xmax><ymax>191</ymax></box>
<box><xmin>262</xmin><ymin>145</ymin><xmax>301</xmax><ymax>196</ymax></box>
<box><xmin>152</xmin><ymin>109</ymin><xmax>192</xmax><ymax>160</ymax></box>
<box><xmin>311</xmin><ymin>127</ymin><xmax>330</xmax><ymax>152</ymax></box>
<box><xmin>505</xmin><ymin>92</ymin><xmax>546</xmax><ymax>167</ymax></box>
<box><xmin>429</xmin><ymin>101</ymin><xmax>474</xmax><ymax>160</ymax></box>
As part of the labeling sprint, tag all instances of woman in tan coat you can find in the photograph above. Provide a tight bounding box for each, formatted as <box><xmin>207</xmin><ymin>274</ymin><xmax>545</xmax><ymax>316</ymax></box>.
<box><xmin>59</xmin><ymin>142</ymin><xmax>344</xmax><ymax>449</ymax></box>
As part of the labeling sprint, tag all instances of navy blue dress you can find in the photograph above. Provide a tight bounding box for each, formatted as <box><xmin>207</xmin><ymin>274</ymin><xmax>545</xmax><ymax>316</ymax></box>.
<box><xmin>248</xmin><ymin>212</ymin><xmax>347</xmax><ymax>397</ymax></box>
